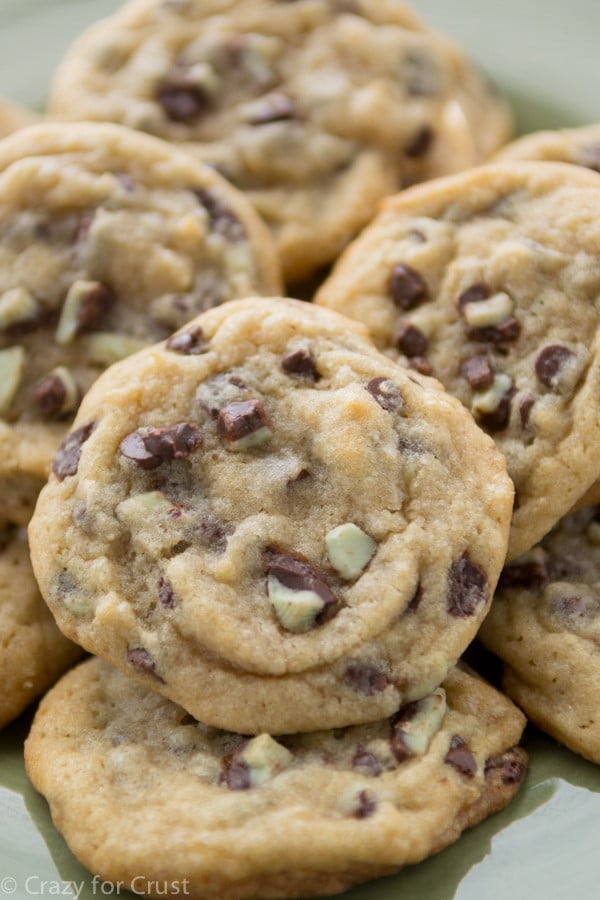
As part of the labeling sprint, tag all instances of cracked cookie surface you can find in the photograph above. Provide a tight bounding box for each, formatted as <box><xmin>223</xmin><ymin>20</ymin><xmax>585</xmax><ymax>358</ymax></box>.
<box><xmin>316</xmin><ymin>162</ymin><xmax>600</xmax><ymax>559</ymax></box>
<box><xmin>479</xmin><ymin>505</ymin><xmax>600</xmax><ymax>765</ymax></box>
<box><xmin>29</xmin><ymin>298</ymin><xmax>513</xmax><ymax>734</ymax></box>
<box><xmin>48</xmin><ymin>0</ymin><xmax>512</xmax><ymax>283</ymax></box>
<box><xmin>0</xmin><ymin>121</ymin><xmax>280</xmax><ymax>525</ymax></box>
<box><xmin>25</xmin><ymin>658</ymin><xmax>527</xmax><ymax>900</ymax></box>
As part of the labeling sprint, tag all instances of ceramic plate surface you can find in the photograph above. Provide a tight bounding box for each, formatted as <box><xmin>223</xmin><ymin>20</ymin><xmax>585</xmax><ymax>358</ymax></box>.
<box><xmin>0</xmin><ymin>2</ymin><xmax>599</xmax><ymax>899</ymax></box>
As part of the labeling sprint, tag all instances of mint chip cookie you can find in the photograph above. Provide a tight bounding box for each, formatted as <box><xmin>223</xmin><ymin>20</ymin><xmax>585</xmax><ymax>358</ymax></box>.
<box><xmin>25</xmin><ymin>658</ymin><xmax>527</xmax><ymax>899</ymax></box>
<box><xmin>0</xmin><ymin>122</ymin><xmax>280</xmax><ymax>525</ymax></box>
<box><xmin>48</xmin><ymin>0</ymin><xmax>512</xmax><ymax>283</ymax></box>
<box><xmin>0</xmin><ymin>522</ymin><xmax>81</xmax><ymax>730</ymax></box>
<box><xmin>479</xmin><ymin>506</ymin><xmax>600</xmax><ymax>765</ymax></box>
<box><xmin>316</xmin><ymin>162</ymin><xmax>600</xmax><ymax>559</ymax></box>
<box><xmin>28</xmin><ymin>298</ymin><xmax>513</xmax><ymax>734</ymax></box>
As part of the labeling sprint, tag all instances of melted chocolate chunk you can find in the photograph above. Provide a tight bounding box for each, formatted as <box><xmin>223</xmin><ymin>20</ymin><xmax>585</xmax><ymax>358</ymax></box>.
<box><xmin>485</xmin><ymin>747</ymin><xmax>526</xmax><ymax>785</ymax></box>
<box><xmin>498</xmin><ymin>559</ymin><xmax>548</xmax><ymax>591</ymax></box>
<box><xmin>158</xmin><ymin>576</ymin><xmax>177</xmax><ymax>609</ymax></box>
<box><xmin>281</xmin><ymin>347</ymin><xmax>320</xmax><ymax>380</ymax></box>
<box><xmin>51</xmin><ymin>422</ymin><xmax>95</xmax><ymax>480</ymax></box>
<box><xmin>447</xmin><ymin>555</ymin><xmax>488</xmax><ymax>618</ymax></box>
<box><xmin>535</xmin><ymin>345</ymin><xmax>576</xmax><ymax>388</ymax></box>
<box><xmin>156</xmin><ymin>73</ymin><xmax>213</xmax><ymax>122</ymax></box>
<box><xmin>388</xmin><ymin>264</ymin><xmax>428</xmax><ymax>310</ymax></box>
<box><xmin>364</xmin><ymin>377</ymin><xmax>403</xmax><ymax>412</ymax></box>
<box><xmin>458</xmin><ymin>283</ymin><xmax>490</xmax><ymax>310</ymax></box>
<box><xmin>395</xmin><ymin>322</ymin><xmax>428</xmax><ymax>357</ymax></box>
<box><xmin>409</xmin><ymin>356</ymin><xmax>433</xmax><ymax>376</ymax></box>
<box><xmin>263</xmin><ymin>548</ymin><xmax>337</xmax><ymax>609</ymax></box>
<box><xmin>33</xmin><ymin>373</ymin><xmax>70</xmax><ymax>419</ymax></box>
<box><xmin>247</xmin><ymin>92</ymin><xmax>297</xmax><ymax>125</ymax></box>
<box><xmin>126</xmin><ymin>648</ymin><xmax>163</xmax><ymax>681</ymax></box>
<box><xmin>405</xmin><ymin>124</ymin><xmax>435</xmax><ymax>158</ymax></box>
<box><xmin>465</xmin><ymin>316</ymin><xmax>521</xmax><ymax>345</ymax></box>
<box><xmin>519</xmin><ymin>393</ymin><xmax>536</xmax><ymax>428</ymax></box>
<box><xmin>217</xmin><ymin>399</ymin><xmax>270</xmax><ymax>443</ymax></box>
<box><xmin>353</xmin><ymin>790</ymin><xmax>378</xmax><ymax>819</ymax></box>
<box><xmin>460</xmin><ymin>355</ymin><xmax>494</xmax><ymax>391</ymax></box>
<box><xmin>120</xmin><ymin>423</ymin><xmax>202</xmax><ymax>469</ymax></box>
<box><xmin>444</xmin><ymin>735</ymin><xmax>477</xmax><ymax>778</ymax></box>
<box><xmin>166</xmin><ymin>326</ymin><xmax>208</xmax><ymax>355</ymax></box>
<box><xmin>194</xmin><ymin>188</ymin><xmax>246</xmax><ymax>241</ymax></box>
<box><xmin>352</xmin><ymin>747</ymin><xmax>383</xmax><ymax>777</ymax></box>
<box><xmin>73</xmin><ymin>282</ymin><xmax>115</xmax><ymax>335</ymax></box>
<box><xmin>345</xmin><ymin>663</ymin><xmax>390</xmax><ymax>696</ymax></box>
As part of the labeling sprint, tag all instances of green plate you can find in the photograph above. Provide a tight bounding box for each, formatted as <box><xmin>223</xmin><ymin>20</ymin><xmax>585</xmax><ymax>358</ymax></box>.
<box><xmin>0</xmin><ymin>2</ymin><xmax>599</xmax><ymax>898</ymax></box>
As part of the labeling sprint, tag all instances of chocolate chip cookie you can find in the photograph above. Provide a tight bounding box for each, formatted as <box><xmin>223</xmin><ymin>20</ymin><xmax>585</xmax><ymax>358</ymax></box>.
<box><xmin>28</xmin><ymin>298</ymin><xmax>513</xmax><ymax>734</ymax></box>
<box><xmin>48</xmin><ymin>0</ymin><xmax>513</xmax><ymax>283</ymax></box>
<box><xmin>479</xmin><ymin>506</ymin><xmax>600</xmax><ymax>765</ymax></box>
<box><xmin>0</xmin><ymin>121</ymin><xmax>281</xmax><ymax>525</ymax></box>
<box><xmin>25</xmin><ymin>658</ymin><xmax>527</xmax><ymax>899</ymax></box>
<box><xmin>316</xmin><ymin>162</ymin><xmax>600</xmax><ymax>559</ymax></box>
<box><xmin>495</xmin><ymin>122</ymin><xmax>600</xmax><ymax>171</ymax></box>
<box><xmin>0</xmin><ymin>522</ymin><xmax>81</xmax><ymax>730</ymax></box>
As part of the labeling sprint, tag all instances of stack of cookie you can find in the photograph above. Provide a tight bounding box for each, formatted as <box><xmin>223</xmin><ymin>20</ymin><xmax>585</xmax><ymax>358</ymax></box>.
<box><xmin>26</xmin><ymin>296</ymin><xmax>528</xmax><ymax>898</ymax></box>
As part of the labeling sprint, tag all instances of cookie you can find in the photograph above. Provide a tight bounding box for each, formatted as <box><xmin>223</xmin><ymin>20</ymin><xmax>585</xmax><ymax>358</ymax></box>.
<box><xmin>0</xmin><ymin>522</ymin><xmax>81</xmax><ymax>730</ymax></box>
<box><xmin>495</xmin><ymin>122</ymin><xmax>600</xmax><ymax>171</ymax></box>
<box><xmin>0</xmin><ymin>97</ymin><xmax>39</xmax><ymax>137</ymax></box>
<box><xmin>25</xmin><ymin>658</ymin><xmax>527</xmax><ymax>900</ymax></box>
<box><xmin>28</xmin><ymin>297</ymin><xmax>513</xmax><ymax>734</ymax></box>
<box><xmin>316</xmin><ymin>162</ymin><xmax>600</xmax><ymax>559</ymax></box>
<box><xmin>479</xmin><ymin>506</ymin><xmax>600</xmax><ymax>765</ymax></box>
<box><xmin>48</xmin><ymin>0</ymin><xmax>513</xmax><ymax>283</ymax></box>
<box><xmin>0</xmin><ymin>121</ymin><xmax>281</xmax><ymax>525</ymax></box>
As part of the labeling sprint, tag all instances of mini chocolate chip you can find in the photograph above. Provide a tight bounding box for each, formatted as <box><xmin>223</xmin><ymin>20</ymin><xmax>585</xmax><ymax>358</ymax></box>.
<box><xmin>353</xmin><ymin>790</ymin><xmax>378</xmax><ymax>819</ymax></box>
<box><xmin>395</xmin><ymin>323</ymin><xmax>428</xmax><ymax>357</ymax></box>
<box><xmin>388</xmin><ymin>264</ymin><xmax>428</xmax><ymax>310</ymax></box>
<box><xmin>166</xmin><ymin>326</ymin><xmax>208</xmax><ymax>355</ymax></box>
<box><xmin>406</xmin><ymin>583</ymin><xmax>423</xmax><ymax>613</ymax></box>
<box><xmin>458</xmin><ymin>283</ymin><xmax>490</xmax><ymax>310</ymax></box>
<box><xmin>194</xmin><ymin>188</ymin><xmax>246</xmax><ymax>241</ymax></box>
<box><xmin>409</xmin><ymin>357</ymin><xmax>433</xmax><ymax>376</ymax></box>
<box><xmin>535</xmin><ymin>345</ymin><xmax>576</xmax><ymax>388</ymax></box>
<box><xmin>247</xmin><ymin>92</ymin><xmax>297</xmax><ymax>125</ymax></box>
<box><xmin>127</xmin><ymin>648</ymin><xmax>163</xmax><ymax>681</ymax></box>
<box><xmin>465</xmin><ymin>317</ymin><xmax>521</xmax><ymax>345</ymax></box>
<box><xmin>120</xmin><ymin>423</ymin><xmax>202</xmax><ymax>469</ymax></box>
<box><xmin>158</xmin><ymin>576</ymin><xmax>177</xmax><ymax>609</ymax></box>
<box><xmin>345</xmin><ymin>663</ymin><xmax>390</xmax><ymax>696</ymax></box>
<box><xmin>405</xmin><ymin>124</ymin><xmax>435</xmax><ymax>158</ymax></box>
<box><xmin>73</xmin><ymin>282</ymin><xmax>115</xmax><ymax>335</ymax></box>
<box><xmin>519</xmin><ymin>393</ymin><xmax>536</xmax><ymax>428</ymax></box>
<box><xmin>51</xmin><ymin>422</ymin><xmax>95</xmax><ymax>480</ymax></box>
<box><xmin>33</xmin><ymin>373</ymin><xmax>69</xmax><ymax>419</ymax></box>
<box><xmin>352</xmin><ymin>748</ymin><xmax>383</xmax><ymax>777</ymax></box>
<box><xmin>364</xmin><ymin>377</ymin><xmax>403</xmax><ymax>412</ymax></box>
<box><xmin>498</xmin><ymin>559</ymin><xmax>548</xmax><ymax>591</ymax></box>
<box><xmin>447</xmin><ymin>555</ymin><xmax>488</xmax><ymax>618</ymax></box>
<box><xmin>485</xmin><ymin>747</ymin><xmax>526</xmax><ymax>785</ymax></box>
<box><xmin>263</xmin><ymin>548</ymin><xmax>337</xmax><ymax>609</ymax></box>
<box><xmin>460</xmin><ymin>355</ymin><xmax>494</xmax><ymax>391</ymax></box>
<box><xmin>281</xmin><ymin>347</ymin><xmax>320</xmax><ymax>380</ymax></box>
<box><xmin>156</xmin><ymin>75</ymin><xmax>212</xmax><ymax>122</ymax></box>
<box><xmin>217</xmin><ymin>399</ymin><xmax>270</xmax><ymax>443</ymax></box>
<box><xmin>444</xmin><ymin>735</ymin><xmax>477</xmax><ymax>778</ymax></box>
<box><xmin>390</xmin><ymin>700</ymin><xmax>420</xmax><ymax>762</ymax></box>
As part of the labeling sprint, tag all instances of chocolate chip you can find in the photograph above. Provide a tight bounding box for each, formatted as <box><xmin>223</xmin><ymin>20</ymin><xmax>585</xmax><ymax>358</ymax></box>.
<box><xmin>405</xmin><ymin>125</ymin><xmax>435</xmax><ymax>158</ymax></box>
<box><xmin>485</xmin><ymin>747</ymin><xmax>526</xmax><ymax>785</ymax></box>
<box><xmin>194</xmin><ymin>188</ymin><xmax>246</xmax><ymax>241</ymax></box>
<box><xmin>220</xmin><ymin>748</ymin><xmax>251</xmax><ymax>791</ymax></box>
<box><xmin>409</xmin><ymin>357</ymin><xmax>433</xmax><ymax>376</ymax></box>
<box><xmin>444</xmin><ymin>735</ymin><xmax>477</xmax><ymax>778</ymax></box>
<box><xmin>388</xmin><ymin>264</ymin><xmax>428</xmax><ymax>310</ymax></box>
<box><xmin>364</xmin><ymin>377</ymin><xmax>403</xmax><ymax>412</ymax></box>
<box><xmin>519</xmin><ymin>393</ymin><xmax>536</xmax><ymax>428</ymax></box>
<box><xmin>127</xmin><ymin>648</ymin><xmax>163</xmax><ymax>681</ymax></box>
<box><xmin>390</xmin><ymin>701</ymin><xmax>420</xmax><ymax>762</ymax></box>
<box><xmin>166</xmin><ymin>326</ymin><xmax>208</xmax><ymax>355</ymax></box>
<box><xmin>217</xmin><ymin>399</ymin><xmax>270</xmax><ymax>443</ymax></box>
<box><xmin>51</xmin><ymin>422</ymin><xmax>95</xmax><ymax>480</ymax></box>
<box><xmin>477</xmin><ymin>389</ymin><xmax>514</xmax><ymax>433</ymax></box>
<box><xmin>353</xmin><ymin>790</ymin><xmax>378</xmax><ymax>819</ymax></box>
<box><xmin>32</xmin><ymin>373</ymin><xmax>70</xmax><ymax>419</ymax></box>
<box><xmin>352</xmin><ymin>747</ymin><xmax>383</xmax><ymax>777</ymax></box>
<box><xmin>263</xmin><ymin>548</ymin><xmax>337</xmax><ymax>609</ymax></box>
<box><xmin>345</xmin><ymin>663</ymin><xmax>390</xmax><ymax>696</ymax></box>
<box><xmin>73</xmin><ymin>282</ymin><xmax>115</xmax><ymax>335</ymax></box>
<box><xmin>281</xmin><ymin>347</ymin><xmax>320</xmax><ymax>380</ymax></box>
<box><xmin>458</xmin><ymin>283</ymin><xmax>490</xmax><ymax>310</ymax></box>
<box><xmin>465</xmin><ymin>316</ymin><xmax>521</xmax><ymax>345</ymax></box>
<box><xmin>535</xmin><ymin>345</ymin><xmax>577</xmax><ymax>388</ymax></box>
<box><xmin>196</xmin><ymin>516</ymin><xmax>232</xmax><ymax>552</ymax></box>
<box><xmin>460</xmin><ymin>355</ymin><xmax>494</xmax><ymax>391</ymax></box>
<box><xmin>447</xmin><ymin>555</ymin><xmax>488</xmax><ymax>618</ymax></box>
<box><xmin>158</xmin><ymin>576</ymin><xmax>177</xmax><ymax>609</ymax></box>
<box><xmin>395</xmin><ymin>323</ymin><xmax>428</xmax><ymax>357</ymax></box>
<box><xmin>553</xmin><ymin>594</ymin><xmax>599</xmax><ymax>622</ymax></box>
<box><xmin>156</xmin><ymin>74</ymin><xmax>212</xmax><ymax>122</ymax></box>
<box><xmin>498</xmin><ymin>559</ymin><xmax>548</xmax><ymax>591</ymax></box>
<box><xmin>120</xmin><ymin>423</ymin><xmax>202</xmax><ymax>469</ymax></box>
<box><xmin>247</xmin><ymin>92</ymin><xmax>297</xmax><ymax>125</ymax></box>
